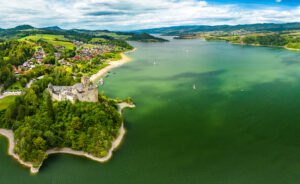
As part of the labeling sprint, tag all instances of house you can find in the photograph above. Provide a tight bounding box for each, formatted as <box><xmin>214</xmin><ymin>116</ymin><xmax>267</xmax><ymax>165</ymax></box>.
<box><xmin>72</xmin><ymin>56</ymin><xmax>81</xmax><ymax>61</ymax></box>
<box><xmin>54</xmin><ymin>45</ymin><xmax>61</xmax><ymax>49</ymax></box>
<box><xmin>54</xmin><ymin>52</ymin><xmax>62</xmax><ymax>58</ymax></box>
<box><xmin>37</xmin><ymin>59</ymin><xmax>43</xmax><ymax>64</ymax></box>
<box><xmin>44</xmin><ymin>64</ymin><xmax>52</xmax><ymax>67</ymax></box>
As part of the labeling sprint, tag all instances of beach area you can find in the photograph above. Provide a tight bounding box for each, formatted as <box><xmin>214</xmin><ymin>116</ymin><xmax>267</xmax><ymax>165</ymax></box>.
<box><xmin>0</xmin><ymin>102</ymin><xmax>135</xmax><ymax>174</ymax></box>
<box><xmin>0</xmin><ymin>49</ymin><xmax>136</xmax><ymax>174</ymax></box>
<box><xmin>90</xmin><ymin>48</ymin><xmax>136</xmax><ymax>82</ymax></box>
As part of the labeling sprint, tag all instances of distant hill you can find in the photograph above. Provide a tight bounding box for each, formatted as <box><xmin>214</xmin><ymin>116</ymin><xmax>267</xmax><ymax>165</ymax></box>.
<box><xmin>0</xmin><ymin>25</ymin><xmax>167</xmax><ymax>42</ymax></box>
<box><xmin>9</xmin><ymin>25</ymin><xmax>35</xmax><ymax>31</ymax></box>
<box><xmin>137</xmin><ymin>23</ymin><xmax>300</xmax><ymax>35</ymax></box>
<box><xmin>42</xmin><ymin>26</ymin><xmax>63</xmax><ymax>31</ymax></box>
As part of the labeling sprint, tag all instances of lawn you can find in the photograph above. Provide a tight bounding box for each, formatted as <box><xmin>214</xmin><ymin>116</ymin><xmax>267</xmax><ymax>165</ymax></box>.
<box><xmin>84</xmin><ymin>44</ymin><xmax>98</xmax><ymax>48</ymax></box>
<box><xmin>0</xmin><ymin>96</ymin><xmax>17</xmax><ymax>111</ymax></box>
<box><xmin>90</xmin><ymin>38</ymin><xmax>107</xmax><ymax>43</ymax></box>
<box><xmin>19</xmin><ymin>34</ymin><xmax>75</xmax><ymax>50</ymax></box>
<box><xmin>7</xmin><ymin>81</ymin><xmax>24</xmax><ymax>91</ymax></box>
<box><xmin>49</xmin><ymin>40</ymin><xmax>75</xmax><ymax>50</ymax></box>
<box><xmin>286</xmin><ymin>42</ymin><xmax>300</xmax><ymax>49</ymax></box>
<box><xmin>19</xmin><ymin>34</ymin><xmax>68</xmax><ymax>42</ymax></box>
<box><xmin>95</xmin><ymin>32</ymin><xmax>130</xmax><ymax>40</ymax></box>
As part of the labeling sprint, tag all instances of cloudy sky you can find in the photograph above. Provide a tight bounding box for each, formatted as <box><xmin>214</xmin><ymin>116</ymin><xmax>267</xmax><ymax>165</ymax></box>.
<box><xmin>0</xmin><ymin>0</ymin><xmax>300</xmax><ymax>30</ymax></box>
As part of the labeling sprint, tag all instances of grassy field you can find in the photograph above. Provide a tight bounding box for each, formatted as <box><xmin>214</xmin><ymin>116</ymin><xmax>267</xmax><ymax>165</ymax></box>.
<box><xmin>95</xmin><ymin>32</ymin><xmax>130</xmax><ymax>40</ymax></box>
<box><xmin>90</xmin><ymin>38</ymin><xmax>107</xmax><ymax>43</ymax></box>
<box><xmin>19</xmin><ymin>34</ymin><xmax>68</xmax><ymax>41</ymax></box>
<box><xmin>33</xmin><ymin>46</ymin><xmax>42</xmax><ymax>51</ymax></box>
<box><xmin>19</xmin><ymin>34</ymin><xmax>75</xmax><ymax>50</ymax></box>
<box><xmin>48</xmin><ymin>40</ymin><xmax>75</xmax><ymax>50</ymax></box>
<box><xmin>0</xmin><ymin>96</ymin><xmax>17</xmax><ymax>111</ymax></box>
<box><xmin>84</xmin><ymin>44</ymin><xmax>98</xmax><ymax>48</ymax></box>
<box><xmin>286</xmin><ymin>42</ymin><xmax>300</xmax><ymax>49</ymax></box>
<box><xmin>282</xmin><ymin>30</ymin><xmax>300</xmax><ymax>36</ymax></box>
<box><xmin>7</xmin><ymin>81</ymin><xmax>23</xmax><ymax>91</ymax></box>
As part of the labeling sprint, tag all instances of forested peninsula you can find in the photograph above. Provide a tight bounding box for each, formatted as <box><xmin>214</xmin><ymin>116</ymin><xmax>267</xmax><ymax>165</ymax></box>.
<box><xmin>0</xmin><ymin>25</ymin><xmax>139</xmax><ymax>174</ymax></box>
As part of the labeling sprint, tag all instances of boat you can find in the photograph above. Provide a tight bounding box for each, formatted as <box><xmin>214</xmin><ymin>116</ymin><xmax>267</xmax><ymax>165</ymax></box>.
<box><xmin>193</xmin><ymin>84</ymin><xmax>196</xmax><ymax>90</ymax></box>
<box><xmin>154</xmin><ymin>57</ymin><xmax>158</xmax><ymax>65</ymax></box>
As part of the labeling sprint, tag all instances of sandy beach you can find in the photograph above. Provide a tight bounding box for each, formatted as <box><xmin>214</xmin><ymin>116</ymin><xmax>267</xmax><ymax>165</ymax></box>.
<box><xmin>0</xmin><ymin>129</ymin><xmax>40</xmax><ymax>174</ymax></box>
<box><xmin>0</xmin><ymin>102</ymin><xmax>135</xmax><ymax>174</ymax></box>
<box><xmin>90</xmin><ymin>48</ymin><xmax>136</xmax><ymax>82</ymax></box>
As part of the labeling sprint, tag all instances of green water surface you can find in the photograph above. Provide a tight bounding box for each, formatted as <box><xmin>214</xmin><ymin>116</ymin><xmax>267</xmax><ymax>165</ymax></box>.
<box><xmin>1</xmin><ymin>38</ymin><xmax>300</xmax><ymax>184</ymax></box>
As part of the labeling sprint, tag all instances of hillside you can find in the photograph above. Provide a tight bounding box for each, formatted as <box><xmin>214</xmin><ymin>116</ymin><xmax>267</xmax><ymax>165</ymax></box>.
<box><xmin>0</xmin><ymin>25</ymin><xmax>167</xmax><ymax>42</ymax></box>
<box><xmin>137</xmin><ymin>23</ymin><xmax>300</xmax><ymax>36</ymax></box>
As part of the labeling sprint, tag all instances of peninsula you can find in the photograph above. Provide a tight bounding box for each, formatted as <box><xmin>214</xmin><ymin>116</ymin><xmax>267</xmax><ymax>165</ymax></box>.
<box><xmin>0</xmin><ymin>102</ymin><xmax>135</xmax><ymax>174</ymax></box>
<box><xmin>0</xmin><ymin>54</ymin><xmax>135</xmax><ymax>174</ymax></box>
<box><xmin>139</xmin><ymin>23</ymin><xmax>300</xmax><ymax>51</ymax></box>
<box><xmin>0</xmin><ymin>25</ymin><xmax>142</xmax><ymax>174</ymax></box>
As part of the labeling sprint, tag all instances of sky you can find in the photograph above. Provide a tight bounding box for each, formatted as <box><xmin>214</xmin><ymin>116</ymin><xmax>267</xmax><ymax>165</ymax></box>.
<box><xmin>0</xmin><ymin>0</ymin><xmax>300</xmax><ymax>31</ymax></box>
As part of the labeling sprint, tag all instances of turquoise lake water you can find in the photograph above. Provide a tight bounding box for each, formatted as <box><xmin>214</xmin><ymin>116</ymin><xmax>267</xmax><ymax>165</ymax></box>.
<box><xmin>1</xmin><ymin>38</ymin><xmax>300</xmax><ymax>183</ymax></box>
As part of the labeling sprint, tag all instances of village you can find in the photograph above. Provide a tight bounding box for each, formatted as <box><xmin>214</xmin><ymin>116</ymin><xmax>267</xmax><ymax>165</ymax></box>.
<box><xmin>11</xmin><ymin>41</ymin><xmax>122</xmax><ymax>75</ymax></box>
<box><xmin>5</xmin><ymin>40</ymin><xmax>125</xmax><ymax>94</ymax></box>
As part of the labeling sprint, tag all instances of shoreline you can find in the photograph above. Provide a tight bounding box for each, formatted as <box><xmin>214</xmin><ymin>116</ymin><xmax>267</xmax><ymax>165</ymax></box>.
<box><xmin>90</xmin><ymin>48</ymin><xmax>136</xmax><ymax>82</ymax></box>
<box><xmin>204</xmin><ymin>38</ymin><xmax>300</xmax><ymax>52</ymax></box>
<box><xmin>0</xmin><ymin>102</ymin><xmax>135</xmax><ymax>174</ymax></box>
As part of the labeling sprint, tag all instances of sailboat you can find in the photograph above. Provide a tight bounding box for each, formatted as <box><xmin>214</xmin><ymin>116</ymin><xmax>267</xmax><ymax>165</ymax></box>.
<box><xmin>100</xmin><ymin>78</ymin><xmax>104</xmax><ymax>85</ymax></box>
<box><xmin>154</xmin><ymin>58</ymin><xmax>157</xmax><ymax>65</ymax></box>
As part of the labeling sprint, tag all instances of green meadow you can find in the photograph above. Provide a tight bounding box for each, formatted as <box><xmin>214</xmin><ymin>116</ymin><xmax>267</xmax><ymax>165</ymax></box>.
<box><xmin>19</xmin><ymin>34</ymin><xmax>75</xmax><ymax>49</ymax></box>
<box><xmin>0</xmin><ymin>96</ymin><xmax>17</xmax><ymax>111</ymax></box>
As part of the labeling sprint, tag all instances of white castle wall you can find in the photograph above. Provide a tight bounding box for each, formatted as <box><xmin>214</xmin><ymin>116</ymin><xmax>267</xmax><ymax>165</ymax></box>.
<box><xmin>48</xmin><ymin>77</ymin><xmax>98</xmax><ymax>104</ymax></box>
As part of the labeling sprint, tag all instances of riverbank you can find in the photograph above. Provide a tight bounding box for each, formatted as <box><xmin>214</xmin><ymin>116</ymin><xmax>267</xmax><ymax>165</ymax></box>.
<box><xmin>90</xmin><ymin>48</ymin><xmax>136</xmax><ymax>82</ymax></box>
<box><xmin>0</xmin><ymin>102</ymin><xmax>135</xmax><ymax>174</ymax></box>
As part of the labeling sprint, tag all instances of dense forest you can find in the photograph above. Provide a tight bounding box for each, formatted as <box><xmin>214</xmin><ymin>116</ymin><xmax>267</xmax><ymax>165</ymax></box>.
<box><xmin>0</xmin><ymin>41</ymin><xmax>35</xmax><ymax>88</ymax></box>
<box><xmin>0</xmin><ymin>69</ymin><xmax>122</xmax><ymax>167</ymax></box>
<box><xmin>0</xmin><ymin>41</ymin><xmax>35</xmax><ymax>66</ymax></box>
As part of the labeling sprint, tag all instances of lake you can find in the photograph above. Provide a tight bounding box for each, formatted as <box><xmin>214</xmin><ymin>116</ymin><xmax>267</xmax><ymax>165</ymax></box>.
<box><xmin>1</xmin><ymin>38</ymin><xmax>300</xmax><ymax>184</ymax></box>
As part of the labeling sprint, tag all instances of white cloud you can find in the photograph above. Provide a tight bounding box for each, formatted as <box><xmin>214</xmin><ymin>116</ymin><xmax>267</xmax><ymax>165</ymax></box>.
<box><xmin>0</xmin><ymin>0</ymin><xmax>298</xmax><ymax>30</ymax></box>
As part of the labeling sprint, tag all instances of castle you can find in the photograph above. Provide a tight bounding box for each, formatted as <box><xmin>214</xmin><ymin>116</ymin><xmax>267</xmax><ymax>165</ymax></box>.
<box><xmin>47</xmin><ymin>76</ymin><xmax>98</xmax><ymax>104</ymax></box>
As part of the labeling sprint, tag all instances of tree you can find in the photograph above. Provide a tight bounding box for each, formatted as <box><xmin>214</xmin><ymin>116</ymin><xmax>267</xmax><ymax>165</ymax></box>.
<box><xmin>43</xmin><ymin>55</ymin><xmax>56</xmax><ymax>65</ymax></box>
<box><xmin>20</xmin><ymin>77</ymin><xmax>28</xmax><ymax>88</ymax></box>
<box><xmin>33</xmin><ymin>137</ymin><xmax>46</xmax><ymax>150</ymax></box>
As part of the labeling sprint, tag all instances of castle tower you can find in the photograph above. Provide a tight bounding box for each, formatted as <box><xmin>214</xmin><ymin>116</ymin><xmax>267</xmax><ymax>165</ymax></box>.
<box><xmin>81</xmin><ymin>76</ymin><xmax>90</xmax><ymax>87</ymax></box>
